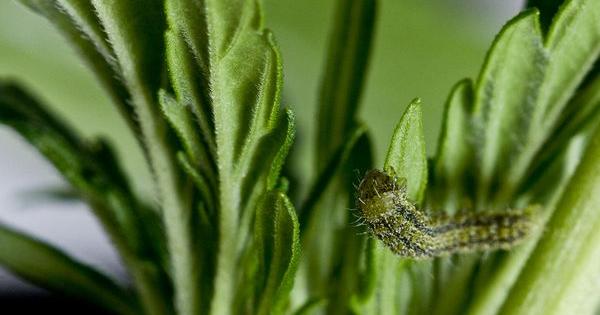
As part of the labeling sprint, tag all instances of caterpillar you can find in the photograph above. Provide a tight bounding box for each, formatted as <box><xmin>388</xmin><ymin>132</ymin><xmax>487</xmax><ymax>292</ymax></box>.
<box><xmin>356</xmin><ymin>169</ymin><xmax>536</xmax><ymax>259</ymax></box>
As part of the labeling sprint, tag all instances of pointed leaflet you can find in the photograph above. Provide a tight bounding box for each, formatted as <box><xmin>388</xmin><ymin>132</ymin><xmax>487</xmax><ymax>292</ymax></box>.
<box><xmin>431</xmin><ymin>79</ymin><xmax>475</xmax><ymax>211</ymax></box>
<box><xmin>471</xmin><ymin>10</ymin><xmax>546</xmax><ymax>204</ymax></box>
<box><xmin>164</xmin><ymin>27</ymin><xmax>215</xmax><ymax>157</ymax></box>
<box><xmin>369</xmin><ymin>99</ymin><xmax>427</xmax><ymax>314</ymax></box>
<box><xmin>384</xmin><ymin>99</ymin><xmax>428</xmax><ymax>204</ymax></box>
<box><xmin>255</xmin><ymin>191</ymin><xmax>300</xmax><ymax>315</ymax></box>
<box><xmin>505</xmin><ymin>0</ymin><xmax>600</xmax><ymax>197</ymax></box>
<box><xmin>0</xmin><ymin>224</ymin><xmax>137</xmax><ymax>315</ymax></box>
<box><xmin>159</xmin><ymin>89</ymin><xmax>211</xmax><ymax>172</ymax></box>
<box><xmin>526</xmin><ymin>0</ymin><xmax>564</xmax><ymax>31</ymax></box>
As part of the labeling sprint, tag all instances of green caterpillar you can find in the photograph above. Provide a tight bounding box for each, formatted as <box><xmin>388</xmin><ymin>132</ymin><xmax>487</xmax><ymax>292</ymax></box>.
<box><xmin>356</xmin><ymin>170</ymin><xmax>536</xmax><ymax>259</ymax></box>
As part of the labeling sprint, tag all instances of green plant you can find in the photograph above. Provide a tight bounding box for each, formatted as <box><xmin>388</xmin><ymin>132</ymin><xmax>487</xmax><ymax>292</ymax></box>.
<box><xmin>1</xmin><ymin>0</ymin><xmax>600</xmax><ymax>315</ymax></box>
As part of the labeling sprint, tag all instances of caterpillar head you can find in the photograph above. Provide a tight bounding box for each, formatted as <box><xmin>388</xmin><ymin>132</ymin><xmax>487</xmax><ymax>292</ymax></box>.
<box><xmin>357</xmin><ymin>169</ymin><xmax>407</xmax><ymax>221</ymax></box>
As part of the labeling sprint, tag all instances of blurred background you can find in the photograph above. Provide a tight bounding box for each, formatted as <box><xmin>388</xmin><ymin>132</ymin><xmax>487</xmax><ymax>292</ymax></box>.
<box><xmin>0</xmin><ymin>0</ymin><xmax>523</xmax><ymax>303</ymax></box>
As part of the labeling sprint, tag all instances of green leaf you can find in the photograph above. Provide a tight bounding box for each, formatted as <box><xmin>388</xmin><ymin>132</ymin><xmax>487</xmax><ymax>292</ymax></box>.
<box><xmin>498</xmin><ymin>123</ymin><xmax>600</xmax><ymax>315</ymax></box>
<box><xmin>255</xmin><ymin>191</ymin><xmax>300</xmax><ymax>315</ymax></box>
<box><xmin>316</xmin><ymin>0</ymin><xmax>377</xmax><ymax>169</ymax></box>
<box><xmin>164</xmin><ymin>0</ymin><xmax>209</xmax><ymax>73</ymax></box>
<box><xmin>0</xmin><ymin>224</ymin><xmax>137</xmax><ymax>315</ymax></box>
<box><xmin>526</xmin><ymin>0</ymin><xmax>565</xmax><ymax>31</ymax></box>
<box><xmin>0</xmin><ymin>81</ymin><xmax>171</xmax><ymax>315</ymax></box>
<box><xmin>471</xmin><ymin>9</ymin><xmax>546</xmax><ymax>205</ymax></box>
<box><xmin>89</xmin><ymin>2</ymin><xmax>204</xmax><ymax>315</ymax></box>
<box><xmin>15</xmin><ymin>0</ymin><xmax>138</xmax><ymax>137</ymax></box>
<box><xmin>524</xmin><ymin>73</ymin><xmax>600</xmax><ymax>190</ymax></box>
<box><xmin>370</xmin><ymin>99</ymin><xmax>428</xmax><ymax>314</ymax></box>
<box><xmin>158</xmin><ymin>89</ymin><xmax>211</xmax><ymax>172</ymax></box>
<box><xmin>537</xmin><ymin>0</ymin><xmax>600</xmax><ymax>123</ymax></box>
<box><xmin>504</xmin><ymin>0</ymin><xmax>600</xmax><ymax>198</ymax></box>
<box><xmin>165</xmin><ymin>2</ymin><xmax>296</xmax><ymax>312</ymax></box>
<box><xmin>164</xmin><ymin>28</ymin><xmax>215</xmax><ymax>157</ymax></box>
<box><xmin>56</xmin><ymin>0</ymin><xmax>116</xmax><ymax>65</ymax></box>
<box><xmin>431</xmin><ymin>79</ymin><xmax>475</xmax><ymax>211</ymax></box>
<box><xmin>177</xmin><ymin>152</ymin><xmax>216</xmax><ymax>213</ymax></box>
<box><xmin>384</xmin><ymin>98</ymin><xmax>428</xmax><ymax>203</ymax></box>
<box><xmin>299</xmin><ymin>124</ymin><xmax>368</xmax><ymax>229</ymax></box>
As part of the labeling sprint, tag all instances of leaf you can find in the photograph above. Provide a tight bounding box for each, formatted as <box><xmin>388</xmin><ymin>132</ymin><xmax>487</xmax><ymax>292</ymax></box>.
<box><xmin>526</xmin><ymin>0</ymin><xmax>565</xmax><ymax>31</ymax></box>
<box><xmin>91</xmin><ymin>0</ymin><xmax>165</xmax><ymax>97</ymax></box>
<box><xmin>498</xmin><ymin>121</ymin><xmax>600</xmax><ymax>315</ymax></box>
<box><xmin>158</xmin><ymin>89</ymin><xmax>211</xmax><ymax>174</ymax></box>
<box><xmin>164</xmin><ymin>0</ymin><xmax>209</xmax><ymax>73</ymax></box>
<box><xmin>505</xmin><ymin>0</ymin><xmax>600</xmax><ymax>198</ymax></box>
<box><xmin>90</xmin><ymin>2</ymin><xmax>204</xmax><ymax>315</ymax></box>
<box><xmin>178</xmin><ymin>152</ymin><xmax>216</xmax><ymax>213</ymax></box>
<box><xmin>299</xmin><ymin>124</ymin><xmax>368</xmax><ymax>229</ymax></box>
<box><xmin>524</xmin><ymin>73</ymin><xmax>600</xmax><ymax>191</ymax></box>
<box><xmin>15</xmin><ymin>0</ymin><xmax>138</xmax><ymax>137</ymax></box>
<box><xmin>384</xmin><ymin>98</ymin><xmax>428</xmax><ymax>203</ymax></box>
<box><xmin>0</xmin><ymin>81</ymin><xmax>171</xmax><ymax>315</ymax></box>
<box><xmin>316</xmin><ymin>0</ymin><xmax>377</xmax><ymax>169</ymax></box>
<box><xmin>0</xmin><ymin>224</ymin><xmax>137</xmax><ymax>315</ymax></box>
<box><xmin>56</xmin><ymin>0</ymin><xmax>116</xmax><ymax>65</ymax></box>
<box><xmin>255</xmin><ymin>191</ymin><xmax>300</xmax><ymax>315</ymax></box>
<box><xmin>164</xmin><ymin>28</ymin><xmax>215</xmax><ymax>157</ymax></box>
<box><xmin>471</xmin><ymin>9</ymin><xmax>546</xmax><ymax>205</ymax></box>
<box><xmin>431</xmin><ymin>79</ymin><xmax>475</xmax><ymax>211</ymax></box>
<box><xmin>165</xmin><ymin>2</ymin><xmax>296</xmax><ymax>312</ymax></box>
<box><xmin>537</xmin><ymin>0</ymin><xmax>600</xmax><ymax>123</ymax></box>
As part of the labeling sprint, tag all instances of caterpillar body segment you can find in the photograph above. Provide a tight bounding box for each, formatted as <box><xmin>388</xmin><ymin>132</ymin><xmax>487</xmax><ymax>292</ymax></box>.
<box><xmin>356</xmin><ymin>170</ymin><xmax>535</xmax><ymax>259</ymax></box>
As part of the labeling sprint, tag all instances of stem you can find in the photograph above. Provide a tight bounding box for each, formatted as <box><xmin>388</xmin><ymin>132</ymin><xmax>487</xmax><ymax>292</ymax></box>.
<box><xmin>135</xmin><ymin>92</ymin><xmax>199</xmax><ymax>315</ymax></box>
<box><xmin>91</xmin><ymin>1</ymin><xmax>200</xmax><ymax>313</ymax></box>
<box><xmin>499</xmin><ymin>125</ymin><xmax>600</xmax><ymax>315</ymax></box>
<box><xmin>210</xmin><ymin>179</ymin><xmax>239</xmax><ymax>315</ymax></box>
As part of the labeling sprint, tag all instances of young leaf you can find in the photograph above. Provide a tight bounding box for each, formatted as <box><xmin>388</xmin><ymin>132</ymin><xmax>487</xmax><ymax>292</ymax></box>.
<box><xmin>164</xmin><ymin>28</ymin><xmax>215</xmax><ymax>158</ymax></box>
<box><xmin>165</xmin><ymin>1</ymin><xmax>297</xmax><ymax>311</ymax></box>
<box><xmin>505</xmin><ymin>0</ymin><xmax>600</xmax><ymax>198</ymax></box>
<box><xmin>384</xmin><ymin>98</ymin><xmax>428</xmax><ymax>204</ymax></box>
<box><xmin>526</xmin><ymin>0</ymin><xmax>564</xmax><ymax>31</ymax></box>
<box><xmin>0</xmin><ymin>224</ymin><xmax>137</xmax><ymax>315</ymax></box>
<box><xmin>471</xmin><ymin>9</ymin><xmax>546</xmax><ymax>205</ymax></box>
<box><xmin>158</xmin><ymin>89</ymin><xmax>211</xmax><ymax>172</ymax></box>
<box><xmin>255</xmin><ymin>191</ymin><xmax>300</xmax><ymax>315</ymax></box>
<box><xmin>431</xmin><ymin>79</ymin><xmax>475</xmax><ymax>211</ymax></box>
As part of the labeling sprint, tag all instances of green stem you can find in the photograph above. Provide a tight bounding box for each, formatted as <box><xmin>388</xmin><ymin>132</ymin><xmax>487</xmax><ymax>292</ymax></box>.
<box><xmin>91</xmin><ymin>1</ymin><xmax>199</xmax><ymax>313</ymax></box>
<box><xmin>133</xmin><ymin>91</ymin><xmax>198</xmax><ymax>315</ymax></box>
<box><xmin>499</xmin><ymin>125</ymin><xmax>600</xmax><ymax>315</ymax></box>
<box><xmin>210</xmin><ymin>180</ymin><xmax>239</xmax><ymax>315</ymax></box>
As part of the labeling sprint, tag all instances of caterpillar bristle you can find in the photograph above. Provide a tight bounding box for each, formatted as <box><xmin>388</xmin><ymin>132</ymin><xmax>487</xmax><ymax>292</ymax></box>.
<box><xmin>356</xmin><ymin>169</ymin><xmax>537</xmax><ymax>259</ymax></box>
